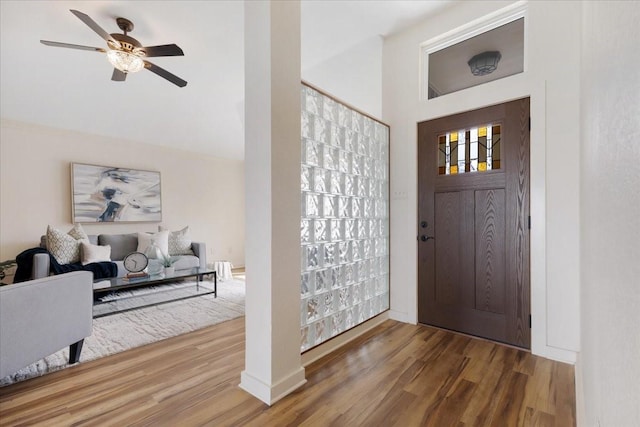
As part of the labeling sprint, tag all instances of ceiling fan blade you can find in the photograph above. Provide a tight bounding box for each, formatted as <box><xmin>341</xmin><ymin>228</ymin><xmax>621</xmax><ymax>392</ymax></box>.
<box><xmin>40</xmin><ymin>40</ymin><xmax>106</xmax><ymax>52</ymax></box>
<box><xmin>112</xmin><ymin>69</ymin><xmax>127</xmax><ymax>82</ymax></box>
<box><xmin>142</xmin><ymin>44</ymin><xmax>184</xmax><ymax>57</ymax></box>
<box><xmin>69</xmin><ymin>9</ymin><xmax>120</xmax><ymax>48</ymax></box>
<box><xmin>143</xmin><ymin>61</ymin><xmax>187</xmax><ymax>87</ymax></box>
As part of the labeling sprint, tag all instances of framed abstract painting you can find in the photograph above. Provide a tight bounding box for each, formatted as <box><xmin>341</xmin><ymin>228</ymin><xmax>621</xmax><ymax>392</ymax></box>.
<box><xmin>71</xmin><ymin>163</ymin><xmax>162</xmax><ymax>223</ymax></box>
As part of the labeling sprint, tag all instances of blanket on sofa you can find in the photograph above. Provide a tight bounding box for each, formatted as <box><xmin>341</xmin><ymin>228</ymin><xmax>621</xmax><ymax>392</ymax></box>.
<box><xmin>14</xmin><ymin>248</ymin><xmax>117</xmax><ymax>283</ymax></box>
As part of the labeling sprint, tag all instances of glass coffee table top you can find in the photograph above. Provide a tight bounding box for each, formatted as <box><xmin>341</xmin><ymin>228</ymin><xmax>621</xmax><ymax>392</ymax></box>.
<box><xmin>93</xmin><ymin>268</ymin><xmax>217</xmax><ymax>318</ymax></box>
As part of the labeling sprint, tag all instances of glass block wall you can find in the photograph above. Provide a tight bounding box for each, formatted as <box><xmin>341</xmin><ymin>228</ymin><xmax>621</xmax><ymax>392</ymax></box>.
<box><xmin>300</xmin><ymin>84</ymin><xmax>390</xmax><ymax>352</ymax></box>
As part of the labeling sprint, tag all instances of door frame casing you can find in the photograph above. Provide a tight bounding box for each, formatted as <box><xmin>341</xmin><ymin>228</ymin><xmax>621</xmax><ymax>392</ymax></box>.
<box><xmin>397</xmin><ymin>76</ymin><xmax>577</xmax><ymax>363</ymax></box>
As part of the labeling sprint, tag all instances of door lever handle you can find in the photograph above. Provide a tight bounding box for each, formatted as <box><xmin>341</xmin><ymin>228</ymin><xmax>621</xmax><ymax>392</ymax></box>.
<box><xmin>420</xmin><ymin>235</ymin><xmax>434</xmax><ymax>242</ymax></box>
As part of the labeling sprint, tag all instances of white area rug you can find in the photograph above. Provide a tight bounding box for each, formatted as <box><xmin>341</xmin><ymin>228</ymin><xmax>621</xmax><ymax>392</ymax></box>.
<box><xmin>1</xmin><ymin>278</ymin><xmax>244</xmax><ymax>386</ymax></box>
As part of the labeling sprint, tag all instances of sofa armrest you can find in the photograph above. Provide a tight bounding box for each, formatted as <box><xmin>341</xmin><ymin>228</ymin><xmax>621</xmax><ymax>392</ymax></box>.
<box><xmin>191</xmin><ymin>242</ymin><xmax>207</xmax><ymax>270</ymax></box>
<box><xmin>0</xmin><ymin>271</ymin><xmax>93</xmax><ymax>377</ymax></box>
<box><xmin>32</xmin><ymin>253</ymin><xmax>50</xmax><ymax>280</ymax></box>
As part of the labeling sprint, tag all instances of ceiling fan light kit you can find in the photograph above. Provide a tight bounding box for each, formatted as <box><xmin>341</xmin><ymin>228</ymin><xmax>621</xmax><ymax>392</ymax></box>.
<box><xmin>107</xmin><ymin>50</ymin><xmax>144</xmax><ymax>73</ymax></box>
<box><xmin>40</xmin><ymin>9</ymin><xmax>187</xmax><ymax>87</ymax></box>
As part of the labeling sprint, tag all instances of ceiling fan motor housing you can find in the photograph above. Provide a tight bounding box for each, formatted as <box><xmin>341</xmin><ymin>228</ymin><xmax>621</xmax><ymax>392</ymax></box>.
<box><xmin>110</xmin><ymin>33</ymin><xmax>144</xmax><ymax>56</ymax></box>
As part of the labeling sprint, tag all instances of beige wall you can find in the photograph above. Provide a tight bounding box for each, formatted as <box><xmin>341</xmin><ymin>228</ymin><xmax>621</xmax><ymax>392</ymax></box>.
<box><xmin>0</xmin><ymin>119</ymin><xmax>245</xmax><ymax>268</ymax></box>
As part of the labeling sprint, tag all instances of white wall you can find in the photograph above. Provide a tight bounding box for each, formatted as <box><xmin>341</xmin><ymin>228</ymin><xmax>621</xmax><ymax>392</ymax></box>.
<box><xmin>302</xmin><ymin>36</ymin><xmax>383</xmax><ymax>119</ymax></box>
<box><xmin>0</xmin><ymin>119</ymin><xmax>245</xmax><ymax>268</ymax></box>
<box><xmin>383</xmin><ymin>0</ymin><xmax>581</xmax><ymax>362</ymax></box>
<box><xmin>579</xmin><ymin>1</ymin><xmax>640</xmax><ymax>425</ymax></box>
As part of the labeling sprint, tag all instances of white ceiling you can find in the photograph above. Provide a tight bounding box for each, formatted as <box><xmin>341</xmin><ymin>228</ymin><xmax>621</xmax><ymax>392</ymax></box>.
<box><xmin>0</xmin><ymin>0</ymin><xmax>454</xmax><ymax>160</ymax></box>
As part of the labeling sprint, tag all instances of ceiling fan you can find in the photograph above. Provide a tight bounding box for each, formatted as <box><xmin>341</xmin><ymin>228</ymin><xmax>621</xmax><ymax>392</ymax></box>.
<box><xmin>41</xmin><ymin>9</ymin><xmax>187</xmax><ymax>87</ymax></box>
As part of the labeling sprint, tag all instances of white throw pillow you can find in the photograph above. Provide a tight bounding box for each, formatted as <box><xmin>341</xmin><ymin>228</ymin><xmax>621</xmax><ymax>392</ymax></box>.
<box><xmin>46</xmin><ymin>224</ymin><xmax>89</xmax><ymax>265</ymax></box>
<box><xmin>158</xmin><ymin>225</ymin><xmax>194</xmax><ymax>256</ymax></box>
<box><xmin>81</xmin><ymin>242</ymin><xmax>111</xmax><ymax>265</ymax></box>
<box><xmin>137</xmin><ymin>231</ymin><xmax>169</xmax><ymax>259</ymax></box>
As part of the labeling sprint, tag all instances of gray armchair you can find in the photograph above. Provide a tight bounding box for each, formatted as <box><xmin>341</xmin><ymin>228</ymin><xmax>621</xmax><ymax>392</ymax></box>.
<box><xmin>0</xmin><ymin>271</ymin><xmax>93</xmax><ymax>378</ymax></box>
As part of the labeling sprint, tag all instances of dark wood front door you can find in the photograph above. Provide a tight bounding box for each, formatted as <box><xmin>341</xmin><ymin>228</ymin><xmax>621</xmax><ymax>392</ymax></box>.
<box><xmin>417</xmin><ymin>98</ymin><xmax>530</xmax><ymax>348</ymax></box>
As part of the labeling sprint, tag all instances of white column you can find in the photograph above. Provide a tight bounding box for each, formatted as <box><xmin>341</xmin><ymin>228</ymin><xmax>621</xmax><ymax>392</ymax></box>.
<box><xmin>240</xmin><ymin>0</ymin><xmax>305</xmax><ymax>405</ymax></box>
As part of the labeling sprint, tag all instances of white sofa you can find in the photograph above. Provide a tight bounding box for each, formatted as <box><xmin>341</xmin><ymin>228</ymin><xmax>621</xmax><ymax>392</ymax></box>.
<box><xmin>0</xmin><ymin>271</ymin><xmax>93</xmax><ymax>378</ymax></box>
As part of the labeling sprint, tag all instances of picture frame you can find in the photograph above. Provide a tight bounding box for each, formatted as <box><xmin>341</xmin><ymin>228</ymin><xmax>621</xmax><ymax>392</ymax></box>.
<box><xmin>71</xmin><ymin>163</ymin><xmax>162</xmax><ymax>223</ymax></box>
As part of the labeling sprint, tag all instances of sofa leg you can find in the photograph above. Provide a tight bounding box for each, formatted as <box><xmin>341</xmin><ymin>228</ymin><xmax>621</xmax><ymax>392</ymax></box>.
<box><xmin>69</xmin><ymin>339</ymin><xmax>84</xmax><ymax>364</ymax></box>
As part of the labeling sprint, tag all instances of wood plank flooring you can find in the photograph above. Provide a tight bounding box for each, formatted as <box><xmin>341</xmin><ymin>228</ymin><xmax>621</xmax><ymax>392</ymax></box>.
<box><xmin>0</xmin><ymin>318</ymin><xmax>575</xmax><ymax>426</ymax></box>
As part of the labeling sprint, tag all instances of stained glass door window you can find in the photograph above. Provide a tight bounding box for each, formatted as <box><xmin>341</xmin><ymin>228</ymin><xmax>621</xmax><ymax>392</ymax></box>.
<box><xmin>300</xmin><ymin>84</ymin><xmax>390</xmax><ymax>352</ymax></box>
<box><xmin>437</xmin><ymin>125</ymin><xmax>501</xmax><ymax>175</ymax></box>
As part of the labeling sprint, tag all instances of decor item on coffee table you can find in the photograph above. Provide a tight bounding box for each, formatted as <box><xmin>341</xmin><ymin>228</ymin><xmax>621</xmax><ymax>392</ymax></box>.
<box><xmin>137</xmin><ymin>230</ymin><xmax>169</xmax><ymax>259</ymax></box>
<box><xmin>71</xmin><ymin>163</ymin><xmax>162</xmax><ymax>223</ymax></box>
<box><xmin>156</xmin><ymin>245</ymin><xmax>179</xmax><ymax>273</ymax></box>
<box><xmin>123</xmin><ymin>252</ymin><xmax>149</xmax><ymax>274</ymax></box>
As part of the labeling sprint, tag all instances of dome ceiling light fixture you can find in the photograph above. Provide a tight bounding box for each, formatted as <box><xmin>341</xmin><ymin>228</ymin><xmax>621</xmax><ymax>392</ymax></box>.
<box><xmin>468</xmin><ymin>51</ymin><xmax>502</xmax><ymax>76</ymax></box>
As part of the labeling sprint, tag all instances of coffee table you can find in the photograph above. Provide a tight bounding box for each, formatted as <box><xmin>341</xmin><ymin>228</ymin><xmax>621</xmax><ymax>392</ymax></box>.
<box><xmin>92</xmin><ymin>267</ymin><xmax>217</xmax><ymax>318</ymax></box>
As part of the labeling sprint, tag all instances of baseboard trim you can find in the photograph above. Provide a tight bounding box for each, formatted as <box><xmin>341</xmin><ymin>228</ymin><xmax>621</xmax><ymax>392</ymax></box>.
<box><xmin>301</xmin><ymin>312</ymin><xmax>389</xmax><ymax>367</ymax></box>
<box><xmin>574</xmin><ymin>352</ymin><xmax>585</xmax><ymax>426</ymax></box>
<box><xmin>388</xmin><ymin>309</ymin><xmax>413</xmax><ymax>324</ymax></box>
<box><xmin>239</xmin><ymin>366</ymin><xmax>306</xmax><ymax>406</ymax></box>
<box><xmin>534</xmin><ymin>345</ymin><xmax>577</xmax><ymax>365</ymax></box>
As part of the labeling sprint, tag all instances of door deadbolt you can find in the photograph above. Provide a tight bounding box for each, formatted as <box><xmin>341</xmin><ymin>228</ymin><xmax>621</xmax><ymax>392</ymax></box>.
<box><xmin>420</xmin><ymin>221</ymin><xmax>428</xmax><ymax>228</ymax></box>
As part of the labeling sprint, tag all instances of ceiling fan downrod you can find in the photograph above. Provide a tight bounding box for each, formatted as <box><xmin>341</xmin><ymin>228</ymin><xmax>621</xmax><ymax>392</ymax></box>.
<box><xmin>116</xmin><ymin>17</ymin><xmax>134</xmax><ymax>35</ymax></box>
